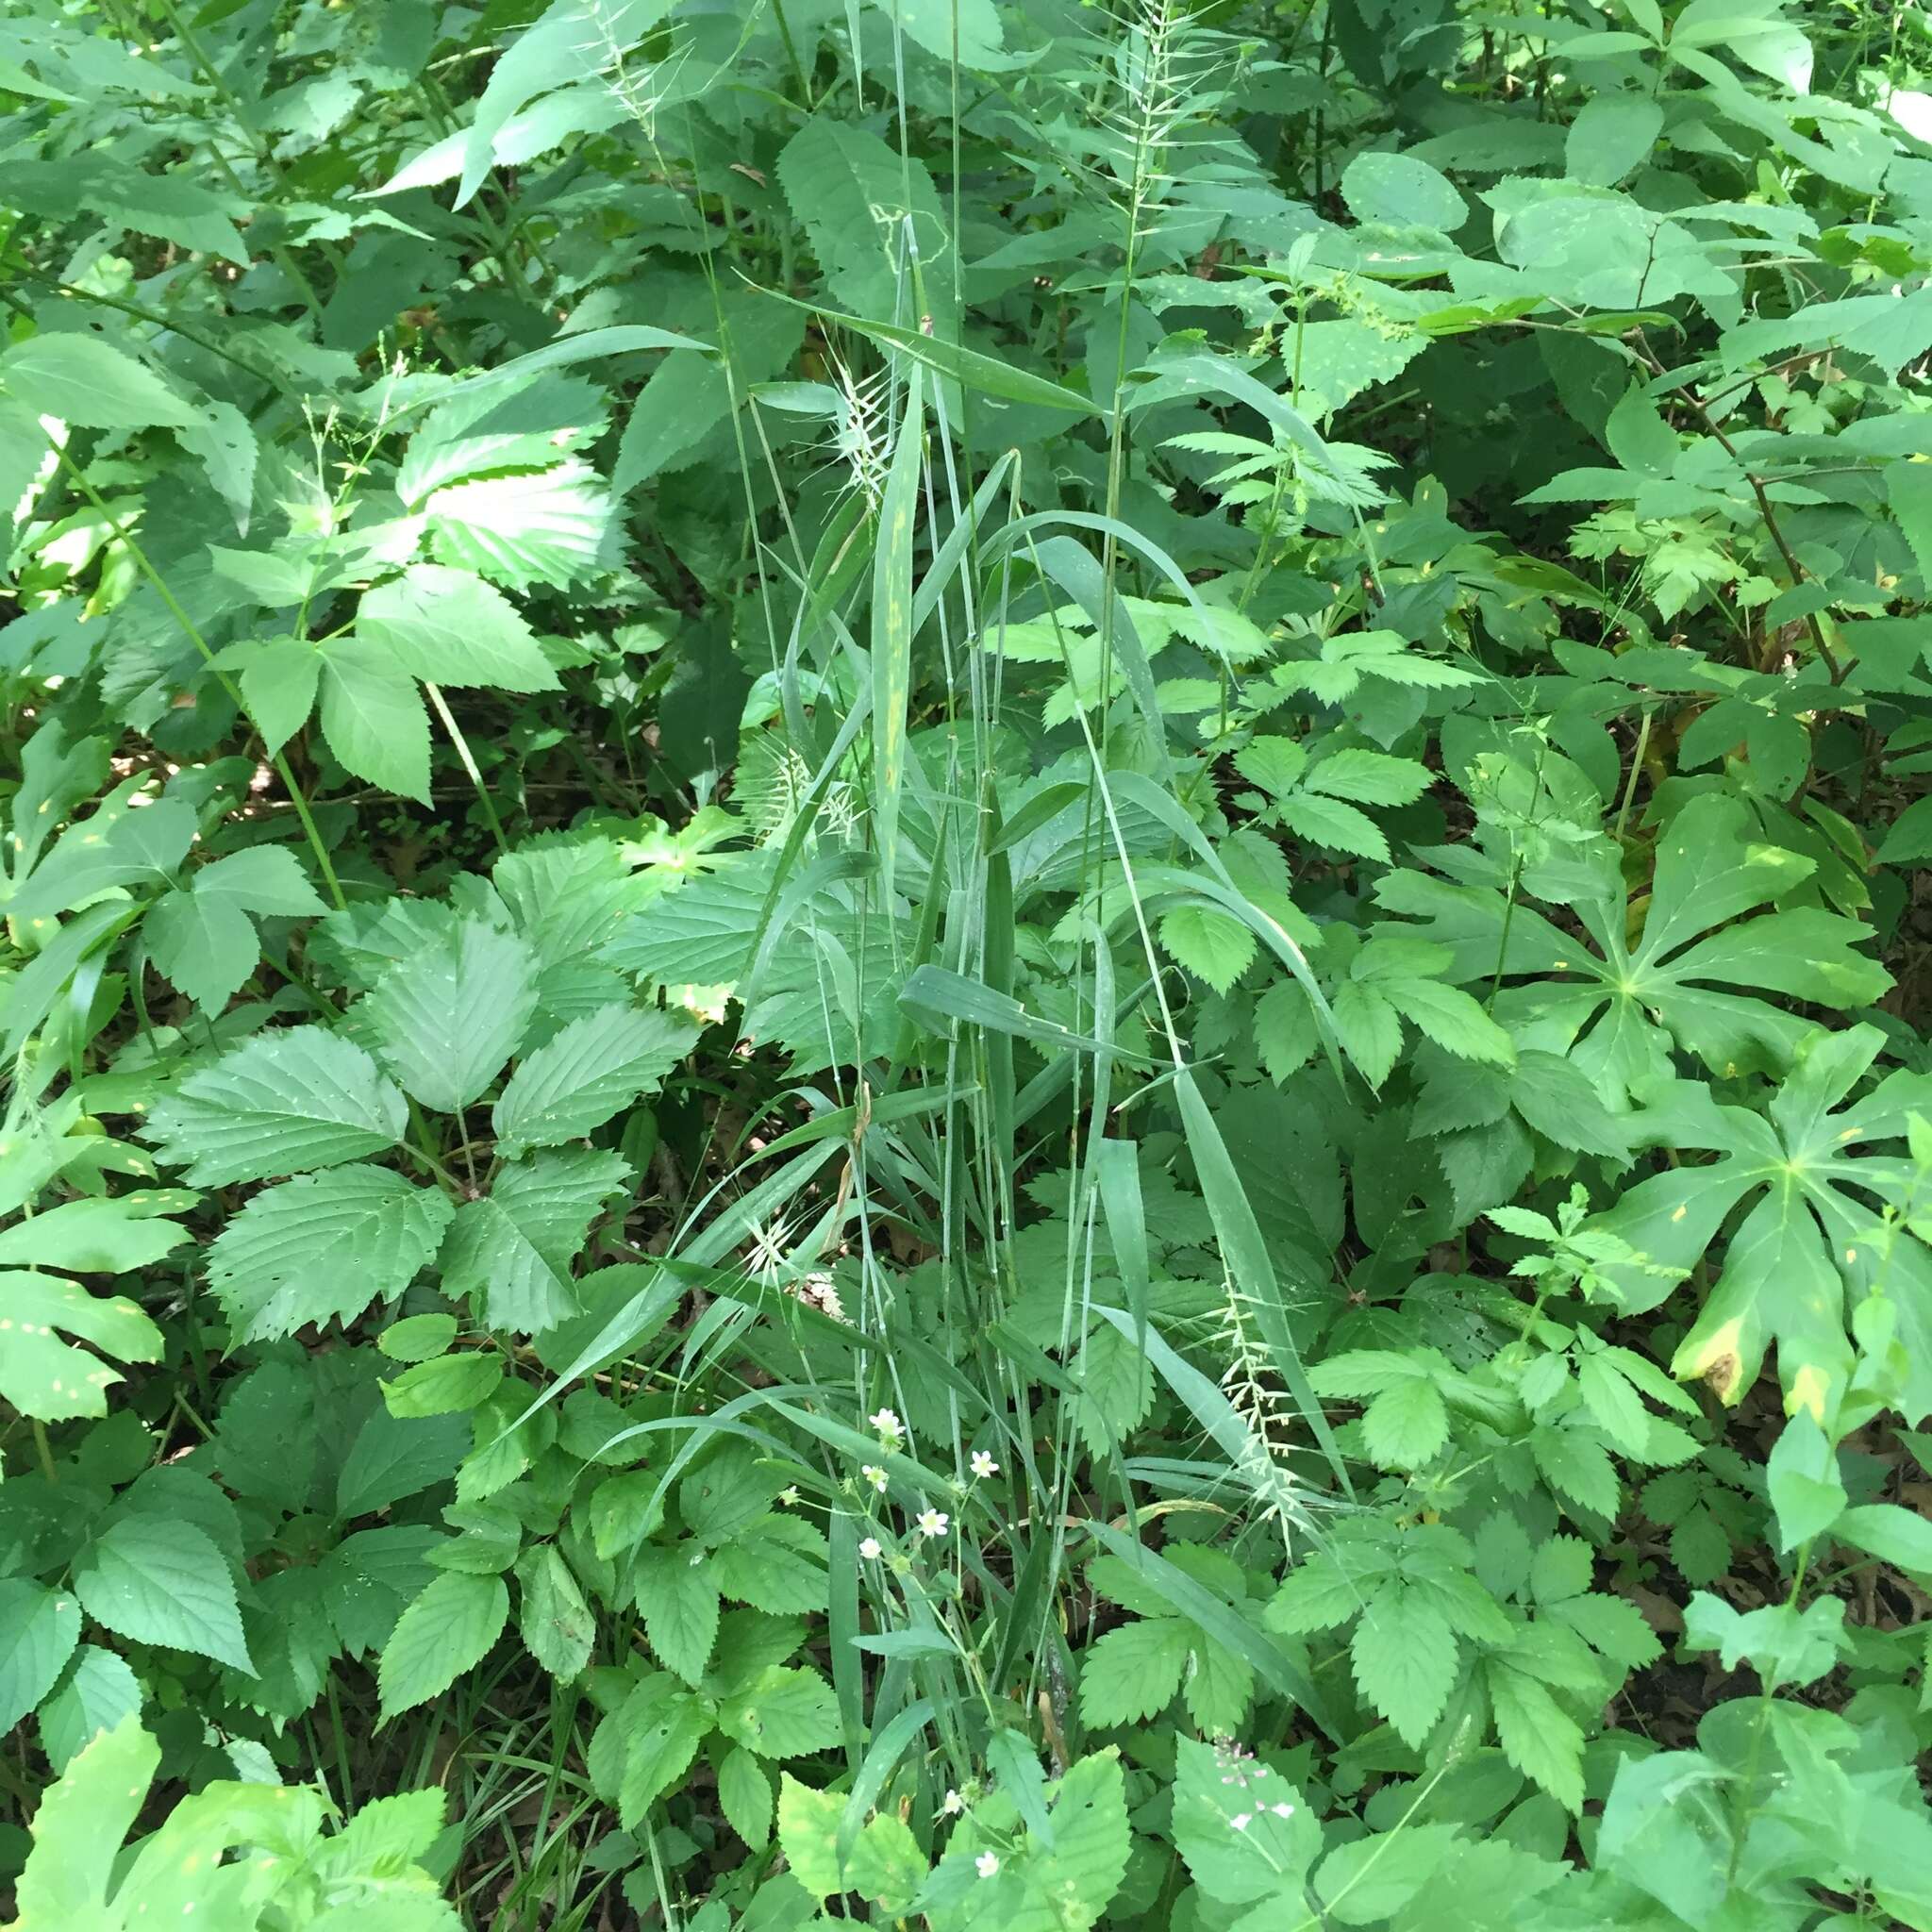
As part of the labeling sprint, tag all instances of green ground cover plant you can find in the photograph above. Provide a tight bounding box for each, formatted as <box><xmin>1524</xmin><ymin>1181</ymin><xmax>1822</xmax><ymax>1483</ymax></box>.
<box><xmin>2</xmin><ymin>0</ymin><xmax>1931</xmax><ymax>1924</ymax></box>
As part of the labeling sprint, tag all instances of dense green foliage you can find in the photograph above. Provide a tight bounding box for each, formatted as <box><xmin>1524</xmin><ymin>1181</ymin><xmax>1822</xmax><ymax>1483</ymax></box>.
<box><xmin>3</xmin><ymin>0</ymin><xmax>1932</xmax><ymax>1924</ymax></box>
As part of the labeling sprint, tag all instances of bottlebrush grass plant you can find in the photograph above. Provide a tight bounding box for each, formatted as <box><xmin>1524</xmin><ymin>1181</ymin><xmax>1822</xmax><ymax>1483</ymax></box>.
<box><xmin>2</xmin><ymin>0</ymin><xmax>1932</xmax><ymax>1927</ymax></box>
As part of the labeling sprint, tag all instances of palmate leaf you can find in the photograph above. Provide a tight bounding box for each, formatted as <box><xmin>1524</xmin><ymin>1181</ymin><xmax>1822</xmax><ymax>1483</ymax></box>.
<box><xmin>439</xmin><ymin>1147</ymin><xmax>630</xmax><ymax>1332</ymax></box>
<box><xmin>206</xmin><ymin>1166</ymin><xmax>455</xmax><ymax>1341</ymax></box>
<box><xmin>360</xmin><ymin>916</ymin><xmax>541</xmax><ymax>1113</ymax></box>
<box><xmin>491</xmin><ymin>1003</ymin><xmax>698</xmax><ymax>1153</ymax></box>
<box><xmin>1593</xmin><ymin>1023</ymin><xmax>1932</xmax><ymax>1420</ymax></box>
<box><xmin>1376</xmin><ymin>793</ymin><xmax>1891</xmax><ymax>1106</ymax></box>
<box><xmin>145</xmin><ymin>1027</ymin><xmax>407</xmax><ymax>1185</ymax></box>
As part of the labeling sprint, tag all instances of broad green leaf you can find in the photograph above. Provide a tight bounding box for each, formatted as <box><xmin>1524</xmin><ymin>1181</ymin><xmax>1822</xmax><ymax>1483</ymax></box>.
<box><xmin>719</xmin><ymin>1745</ymin><xmax>774</xmax><ymax>1849</ymax></box>
<box><xmin>1316</xmin><ymin>1824</ymin><xmax>1463</xmax><ymax>1924</ymax></box>
<box><xmin>776</xmin><ymin>119</ymin><xmax>956</xmax><ymax>330</ymax></box>
<box><xmin>603</xmin><ymin>858</ymin><xmax>771</xmax><ymax>987</ymax></box>
<box><xmin>1173</xmin><ymin>1735</ymin><xmax>1319</xmax><ymax>1907</ymax></box>
<box><xmin>439</xmin><ymin>1148</ymin><xmax>629</xmax><ymax>1331</ymax></box>
<box><xmin>632</xmin><ymin>1544</ymin><xmax>720</xmax><ymax>1683</ymax></box>
<box><xmin>1340</xmin><ymin>150</ymin><xmax>1466</xmax><ymax>230</ymax></box>
<box><xmin>425</xmin><ymin>462</ymin><xmax>611</xmax><ymax>591</ymax></box>
<box><xmin>1077</xmin><ymin>1617</ymin><xmax>1191</xmax><ymax>1725</ymax></box>
<box><xmin>0</xmin><ymin>1580</ymin><xmax>80</xmax><ymax>1735</ymax></box>
<box><xmin>230</xmin><ymin>639</ymin><xmax>323</xmax><ymax>755</ymax></box>
<box><xmin>1351</xmin><ymin>1584</ymin><xmax>1457</xmax><ymax>1747</ymax></box>
<box><xmin>145</xmin><ymin>846</ymin><xmax>325</xmax><ymax>1011</ymax></box>
<box><xmin>361</xmin><ymin>915</ymin><xmax>541</xmax><ymax>1112</ymax></box>
<box><xmin>145</xmin><ymin>1026</ymin><xmax>407</xmax><ymax>1185</ymax></box>
<box><xmin>206</xmin><ymin>1165</ymin><xmax>455</xmax><ymax>1341</ymax></box>
<box><xmin>37</xmin><ymin>1647</ymin><xmax>142</xmax><ymax>1775</ymax></box>
<box><xmin>381</xmin><ymin>1350</ymin><xmax>504</xmax><ymax>1418</ymax></box>
<box><xmin>358</xmin><ymin>563</ymin><xmax>560</xmax><ymax>692</ymax></box>
<box><xmin>74</xmin><ymin>1518</ymin><xmax>254</xmax><ymax>1674</ymax></box>
<box><xmin>377</xmin><ymin>1571</ymin><xmax>508</xmax><ymax>1719</ymax></box>
<box><xmin>516</xmin><ymin>1544</ymin><xmax>594</xmax><ymax>1678</ymax></box>
<box><xmin>1305</xmin><ymin>749</ymin><xmax>1432</xmax><ymax>807</ymax></box>
<box><xmin>1566</xmin><ymin>94</ymin><xmax>1665</xmax><ymax>187</ymax></box>
<box><xmin>318</xmin><ymin>635</ymin><xmax>432</xmax><ymax>802</ymax></box>
<box><xmin>718</xmin><ymin>1664</ymin><xmax>843</xmax><ymax>1758</ymax></box>
<box><xmin>1158</xmin><ymin>900</ymin><xmax>1256</xmax><ymax>992</ymax></box>
<box><xmin>0</xmin><ymin>333</ymin><xmax>194</xmax><ymax>429</ymax></box>
<box><xmin>12</xmin><ymin>1716</ymin><xmax>158</xmax><ymax>1924</ymax></box>
<box><xmin>492</xmin><ymin>1003</ymin><xmax>698</xmax><ymax>1152</ymax></box>
<box><xmin>0</xmin><ymin>1272</ymin><xmax>162</xmax><ymax>1421</ymax></box>
<box><xmin>0</xmin><ymin>1192</ymin><xmax>192</xmax><ymax>1273</ymax></box>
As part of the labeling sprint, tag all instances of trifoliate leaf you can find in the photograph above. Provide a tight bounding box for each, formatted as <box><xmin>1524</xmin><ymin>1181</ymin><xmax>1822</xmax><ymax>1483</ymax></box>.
<box><xmin>145</xmin><ymin>846</ymin><xmax>325</xmax><ymax>1012</ymax></box>
<box><xmin>145</xmin><ymin>1026</ymin><xmax>407</xmax><ymax>1185</ymax></box>
<box><xmin>206</xmin><ymin>1165</ymin><xmax>455</xmax><ymax>1341</ymax></box>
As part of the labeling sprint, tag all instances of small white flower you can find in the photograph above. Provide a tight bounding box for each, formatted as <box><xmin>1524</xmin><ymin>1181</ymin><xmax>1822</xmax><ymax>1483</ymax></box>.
<box><xmin>1271</xmin><ymin>1803</ymin><xmax>1295</xmax><ymax>1819</ymax></box>
<box><xmin>777</xmin><ymin>1486</ymin><xmax>800</xmax><ymax>1507</ymax></box>
<box><xmin>858</xmin><ymin>1537</ymin><xmax>883</xmax><ymax>1560</ymax></box>
<box><xmin>1230</xmin><ymin>1813</ymin><xmax>1252</xmax><ymax>1832</ymax></box>
<box><xmin>970</xmin><ymin>1450</ymin><xmax>999</xmax><ymax>1479</ymax></box>
<box><xmin>861</xmin><ymin>1464</ymin><xmax>889</xmax><ymax>1492</ymax></box>
<box><xmin>941</xmin><ymin>1789</ymin><xmax>964</xmax><ymax>1816</ymax></box>
<box><xmin>869</xmin><ymin>1407</ymin><xmax>903</xmax><ymax>1439</ymax></box>
<box><xmin>917</xmin><ymin>1508</ymin><xmax>950</xmax><ymax>1538</ymax></box>
<box><xmin>975</xmin><ymin>1852</ymin><xmax>999</xmax><ymax>1879</ymax></box>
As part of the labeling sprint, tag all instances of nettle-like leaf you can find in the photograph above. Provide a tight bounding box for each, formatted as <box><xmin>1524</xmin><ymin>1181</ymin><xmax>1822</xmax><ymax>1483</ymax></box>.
<box><xmin>207</xmin><ymin>1166</ymin><xmax>455</xmax><ymax>1341</ymax></box>
<box><xmin>491</xmin><ymin>1002</ymin><xmax>697</xmax><ymax>1154</ymax></box>
<box><xmin>1235</xmin><ymin>735</ymin><xmax>1434</xmax><ymax>865</ymax></box>
<box><xmin>359</xmin><ymin>915</ymin><xmax>542</xmax><ymax>1113</ymax></box>
<box><xmin>145</xmin><ymin>1027</ymin><xmax>407</xmax><ymax>1185</ymax></box>
<box><xmin>1079</xmin><ymin>1545</ymin><xmax>1257</xmax><ymax>1735</ymax></box>
<box><xmin>1268</xmin><ymin>1520</ymin><xmax>1510</xmax><ymax>1749</ymax></box>
<box><xmin>1593</xmin><ymin>1024</ymin><xmax>1932</xmax><ymax>1420</ymax></box>
<box><xmin>1377</xmin><ymin>793</ymin><xmax>1890</xmax><ymax>1106</ymax></box>
<box><xmin>440</xmin><ymin>1147</ymin><xmax>631</xmax><ymax>1331</ymax></box>
<box><xmin>1328</xmin><ymin>936</ymin><xmax>1516</xmax><ymax>1087</ymax></box>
